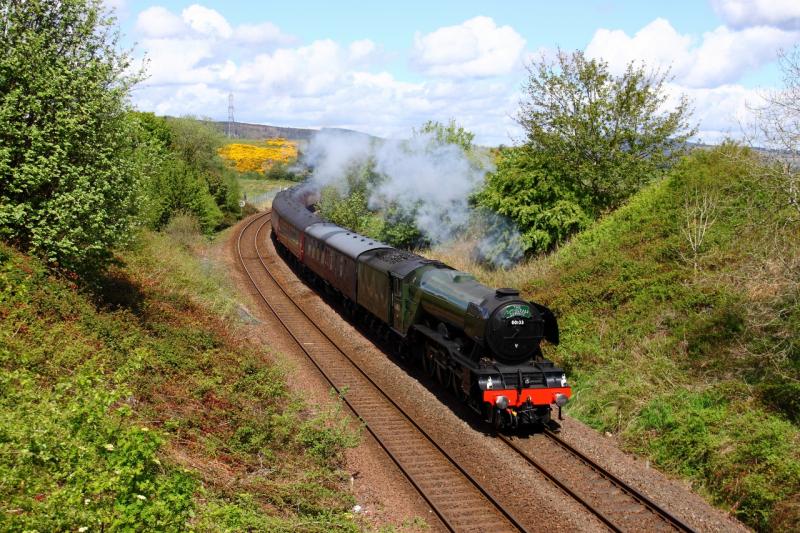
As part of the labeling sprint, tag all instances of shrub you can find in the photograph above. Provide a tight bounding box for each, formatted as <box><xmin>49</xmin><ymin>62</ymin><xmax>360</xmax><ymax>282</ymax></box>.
<box><xmin>0</xmin><ymin>0</ymin><xmax>140</xmax><ymax>275</ymax></box>
<box><xmin>474</xmin><ymin>146</ymin><xmax>591</xmax><ymax>254</ymax></box>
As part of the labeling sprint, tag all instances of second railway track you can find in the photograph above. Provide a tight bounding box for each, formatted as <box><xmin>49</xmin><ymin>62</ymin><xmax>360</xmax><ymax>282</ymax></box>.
<box><xmin>236</xmin><ymin>210</ymin><xmax>698</xmax><ymax>533</ymax></box>
<box><xmin>500</xmin><ymin>431</ymin><xmax>695</xmax><ymax>532</ymax></box>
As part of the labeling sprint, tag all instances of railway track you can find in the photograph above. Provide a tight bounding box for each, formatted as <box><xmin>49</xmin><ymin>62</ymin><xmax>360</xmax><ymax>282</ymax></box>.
<box><xmin>237</xmin><ymin>211</ymin><xmax>698</xmax><ymax>533</ymax></box>
<box><xmin>237</xmin><ymin>212</ymin><xmax>524</xmax><ymax>533</ymax></box>
<box><xmin>499</xmin><ymin>432</ymin><xmax>695</xmax><ymax>532</ymax></box>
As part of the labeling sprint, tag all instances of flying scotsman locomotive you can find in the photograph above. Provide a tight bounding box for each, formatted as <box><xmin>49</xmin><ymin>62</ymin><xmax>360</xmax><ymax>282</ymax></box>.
<box><xmin>271</xmin><ymin>185</ymin><xmax>571</xmax><ymax>428</ymax></box>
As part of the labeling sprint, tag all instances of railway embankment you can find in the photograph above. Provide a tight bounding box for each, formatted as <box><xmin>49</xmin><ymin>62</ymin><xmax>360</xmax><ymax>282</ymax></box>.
<box><xmin>0</xmin><ymin>221</ymin><xmax>366</xmax><ymax>531</ymax></box>
<box><xmin>426</xmin><ymin>144</ymin><xmax>800</xmax><ymax>532</ymax></box>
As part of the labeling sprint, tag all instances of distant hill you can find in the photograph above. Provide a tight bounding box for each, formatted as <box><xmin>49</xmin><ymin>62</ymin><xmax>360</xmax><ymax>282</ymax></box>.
<box><xmin>209</xmin><ymin>121</ymin><xmax>378</xmax><ymax>142</ymax></box>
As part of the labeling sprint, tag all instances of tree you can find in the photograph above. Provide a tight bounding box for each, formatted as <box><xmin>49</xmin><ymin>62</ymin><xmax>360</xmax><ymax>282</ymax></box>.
<box><xmin>474</xmin><ymin>146</ymin><xmax>591</xmax><ymax>254</ymax></box>
<box><xmin>130</xmin><ymin>114</ymin><xmax>240</xmax><ymax>232</ymax></box>
<box><xmin>165</xmin><ymin>117</ymin><xmax>241</xmax><ymax>224</ymax></box>
<box><xmin>517</xmin><ymin>49</ymin><xmax>695</xmax><ymax>214</ymax></box>
<box><xmin>749</xmin><ymin>45</ymin><xmax>800</xmax><ymax>218</ymax></box>
<box><xmin>414</xmin><ymin>119</ymin><xmax>475</xmax><ymax>152</ymax></box>
<box><xmin>0</xmin><ymin>0</ymin><xmax>140</xmax><ymax>274</ymax></box>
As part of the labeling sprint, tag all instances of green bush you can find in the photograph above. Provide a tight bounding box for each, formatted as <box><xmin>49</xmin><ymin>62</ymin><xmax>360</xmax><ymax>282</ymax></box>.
<box><xmin>474</xmin><ymin>146</ymin><xmax>591</xmax><ymax>254</ymax></box>
<box><xmin>0</xmin><ymin>235</ymin><xmax>362</xmax><ymax>530</ymax></box>
<box><xmin>0</xmin><ymin>0</ymin><xmax>140</xmax><ymax>275</ymax></box>
<box><xmin>266</xmin><ymin>161</ymin><xmax>302</xmax><ymax>182</ymax></box>
<box><xmin>132</xmin><ymin>113</ymin><xmax>242</xmax><ymax>234</ymax></box>
<box><xmin>141</xmin><ymin>157</ymin><xmax>223</xmax><ymax>233</ymax></box>
<box><xmin>630</xmin><ymin>390</ymin><xmax>800</xmax><ymax>530</ymax></box>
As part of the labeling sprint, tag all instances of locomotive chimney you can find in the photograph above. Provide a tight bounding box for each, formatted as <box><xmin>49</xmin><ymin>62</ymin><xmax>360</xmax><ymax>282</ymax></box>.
<box><xmin>495</xmin><ymin>288</ymin><xmax>519</xmax><ymax>297</ymax></box>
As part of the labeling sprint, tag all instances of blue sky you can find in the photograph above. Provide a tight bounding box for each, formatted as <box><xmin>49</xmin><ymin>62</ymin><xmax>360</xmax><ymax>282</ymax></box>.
<box><xmin>110</xmin><ymin>0</ymin><xmax>800</xmax><ymax>145</ymax></box>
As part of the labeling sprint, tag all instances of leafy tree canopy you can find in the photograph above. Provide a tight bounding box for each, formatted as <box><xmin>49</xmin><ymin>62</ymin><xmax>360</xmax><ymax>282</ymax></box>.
<box><xmin>517</xmin><ymin>49</ymin><xmax>695</xmax><ymax>214</ymax></box>
<box><xmin>414</xmin><ymin>119</ymin><xmax>476</xmax><ymax>152</ymax></box>
<box><xmin>130</xmin><ymin>113</ymin><xmax>239</xmax><ymax>233</ymax></box>
<box><xmin>474</xmin><ymin>146</ymin><xmax>591</xmax><ymax>254</ymax></box>
<box><xmin>0</xmin><ymin>0</ymin><xmax>139</xmax><ymax>275</ymax></box>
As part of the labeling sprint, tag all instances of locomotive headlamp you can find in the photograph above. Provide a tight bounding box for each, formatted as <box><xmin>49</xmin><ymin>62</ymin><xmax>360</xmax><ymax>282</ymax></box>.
<box><xmin>495</xmin><ymin>395</ymin><xmax>509</xmax><ymax>409</ymax></box>
<box><xmin>554</xmin><ymin>393</ymin><xmax>568</xmax><ymax>407</ymax></box>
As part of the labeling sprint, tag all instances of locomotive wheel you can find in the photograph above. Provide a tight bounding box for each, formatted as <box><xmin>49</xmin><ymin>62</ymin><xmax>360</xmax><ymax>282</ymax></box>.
<box><xmin>450</xmin><ymin>371</ymin><xmax>467</xmax><ymax>401</ymax></box>
<box><xmin>435</xmin><ymin>364</ymin><xmax>448</xmax><ymax>385</ymax></box>
<box><xmin>422</xmin><ymin>347</ymin><xmax>436</xmax><ymax>378</ymax></box>
<box><xmin>483</xmin><ymin>402</ymin><xmax>494</xmax><ymax>423</ymax></box>
<box><xmin>492</xmin><ymin>408</ymin><xmax>504</xmax><ymax>430</ymax></box>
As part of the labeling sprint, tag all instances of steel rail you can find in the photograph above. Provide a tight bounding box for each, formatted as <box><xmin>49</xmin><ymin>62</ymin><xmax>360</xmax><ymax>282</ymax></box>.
<box><xmin>543</xmin><ymin>429</ymin><xmax>695</xmax><ymax>532</ymax></box>
<box><xmin>497</xmin><ymin>429</ymin><xmax>696</xmax><ymax>533</ymax></box>
<box><xmin>236</xmin><ymin>212</ymin><xmax>527</xmax><ymax>533</ymax></box>
<box><xmin>498</xmin><ymin>434</ymin><xmax>623</xmax><ymax>533</ymax></box>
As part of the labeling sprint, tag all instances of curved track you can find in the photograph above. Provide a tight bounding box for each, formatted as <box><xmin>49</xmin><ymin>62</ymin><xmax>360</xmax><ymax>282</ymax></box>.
<box><xmin>237</xmin><ymin>212</ymin><xmax>525</xmax><ymax>533</ymax></box>
<box><xmin>237</xmin><ymin>211</ymin><xmax>699</xmax><ymax>533</ymax></box>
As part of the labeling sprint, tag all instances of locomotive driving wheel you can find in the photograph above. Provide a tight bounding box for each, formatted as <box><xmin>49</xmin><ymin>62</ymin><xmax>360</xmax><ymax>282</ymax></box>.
<box><xmin>421</xmin><ymin>344</ymin><xmax>436</xmax><ymax>378</ymax></box>
<box><xmin>435</xmin><ymin>363</ymin><xmax>449</xmax><ymax>385</ymax></box>
<box><xmin>450</xmin><ymin>371</ymin><xmax>467</xmax><ymax>401</ymax></box>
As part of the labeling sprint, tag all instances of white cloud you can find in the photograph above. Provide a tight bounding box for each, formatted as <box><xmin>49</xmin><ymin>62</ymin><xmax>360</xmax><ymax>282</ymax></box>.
<box><xmin>711</xmin><ymin>0</ymin><xmax>800</xmax><ymax>30</ymax></box>
<box><xmin>684</xmin><ymin>25</ymin><xmax>795</xmax><ymax>86</ymax></box>
<box><xmin>349</xmin><ymin>39</ymin><xmax>378</xmax><ymax>62</ymax></box>
<box><xmin>667</xmin><ymin>83</ymin><xmax>759</xmax><ymax>143</ymax></box>
<box><xmin>586</xmin><ymin>18</ymin><xmax>798</xmax><ymax>87</ymax></box>
<box><xmin>135</xmin><ymin>7</ymin><xmax>186</xmax><ymax>38</ymax></box>
<box><xmin>234</xmin><ymin>39</ymin><xmax>348</xmax><ymax>96</ymax></box>
<box><xmin>138</xmin><ymin>37</ymin><xmax>216</xmax><ymax>85</ymax></box>
<box><xmin>181</xmin><ymin>4</ymin><xmax>232</xmax><ymax>39</ymax></box>
<box><xmin>129</xmin><ymin>5</ymin><xmax>777</xmax><ymax>147</ymax></box>
<box><xmin>234</xmin><ymin>21</ymin><xmax>295</xmax><ymax>46</ymax></box>
<box><xmin>412</xmin><ymin>16</ymin><xmax>526</xmax><ymax>78</ymax></box>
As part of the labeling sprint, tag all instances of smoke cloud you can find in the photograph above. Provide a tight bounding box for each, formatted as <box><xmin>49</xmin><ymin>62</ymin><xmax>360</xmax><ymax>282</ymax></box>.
<box><xmin>301</xmin><ymin>129</ymin><xmax>525</xmax><ymax>268</ymax></box>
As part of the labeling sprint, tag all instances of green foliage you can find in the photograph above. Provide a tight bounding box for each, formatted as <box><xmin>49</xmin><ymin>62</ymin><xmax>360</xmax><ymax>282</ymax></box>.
<box><xmin>0</xmin><ymin>371</ymin><xmax>196</xmax><ymax>532</ymax></box>
<box><xmin>415</xmin><ymin>119</ymin><xmax>475</xmax><ymax>152</ymax></box>
<box><xmin>474</xmin><ymin>146</ymin><xmax>591</xmax><ymax>254</ymax></box>
<box><xmin>631</xmin><ymin>390</ymin><xmax>800</xmax><ymax>530</ymax></box>
<box><xmin>0</xmin><ymin>232</ymin><xmax>361</xmax><ymax>530</ymax></box>
<box><xmin>164</xmin><ymin>117</ymin><xmax>224</xmax><ymax>175</ymax></box>
<box><xmin>266</xmin><ymin>161</ymin><xmax>303</xmax><ymax>182</ymax></box>
<box><xmin>131</xmin><ymin>113</ymin><xmax>241</xmax><ymax>233</ymax></box>
<box><xmin>518</xmin><ymin>49</ymin><xmax>695</xmax><ymax>215</ymax></box>
<box><xmin>0</xmin><ymin>246</ymin><xmax>195</xmax><ymax>531</ymax></box>
<box><xmin>318</xmin><ymin>186</ymin><xmax>375</xmax><ymax>236</ymax></box>
<box><xmin>0</xmin><ymin>0</ymin><xmax>140</xmax><ymax>275</ymax></box>
<box><xmin>522</xmin><ymin>144</ymin><xmax>800</xmax><ymax>531</ymax></box>
<box><xmin>297</xmin><ymin>399</ymin><xmax>361</xmax><ymax>464</ymax></box>
<box><xmin>378</xmin><ymin>207</ymin><xmax>424</xmax><ymax>249</ymax></box>
<box><xmin>142</xmin><ymin>156</ymin><xmax>224</xmax><ymax>232</ymax></box>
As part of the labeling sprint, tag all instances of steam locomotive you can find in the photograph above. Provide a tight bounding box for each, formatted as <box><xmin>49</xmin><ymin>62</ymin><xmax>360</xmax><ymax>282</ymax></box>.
<box><xmin>271</xmin><ymin>185</ymin><xmax>571</xmax><ymax>428</ymax></box>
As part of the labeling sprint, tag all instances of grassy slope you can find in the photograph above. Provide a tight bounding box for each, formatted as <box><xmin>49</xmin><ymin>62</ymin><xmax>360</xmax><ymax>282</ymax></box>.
<box><xmin>0</xmin><ymin>221</ymin><xmax>361</xmax><ymax>531</ymax></box>
<box><xmin>431</xmin><ymin>145</ymin><xmax>800</xmax><ymax>531</ymax></box>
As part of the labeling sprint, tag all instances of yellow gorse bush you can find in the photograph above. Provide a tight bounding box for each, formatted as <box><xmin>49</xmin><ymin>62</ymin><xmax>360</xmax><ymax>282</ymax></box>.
<box><xmin>218</xmin><ymin>138</ymin><xmax>298</xmax><ymax>173</ymax></box>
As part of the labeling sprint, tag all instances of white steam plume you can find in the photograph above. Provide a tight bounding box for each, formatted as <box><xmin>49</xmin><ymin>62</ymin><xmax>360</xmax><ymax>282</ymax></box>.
<box><xmin>302</xmin><ymin>129</ymin><xmax>525</xmax><ymax>268</ymax></box>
